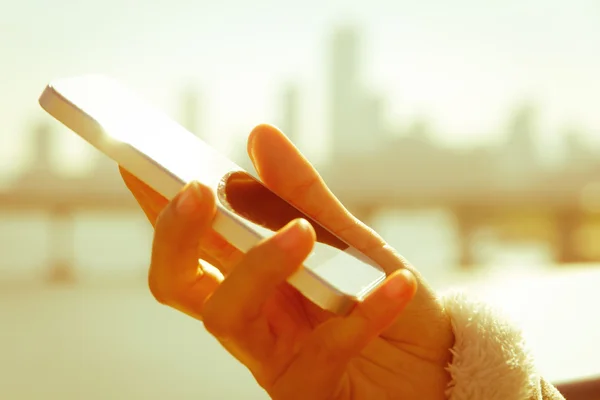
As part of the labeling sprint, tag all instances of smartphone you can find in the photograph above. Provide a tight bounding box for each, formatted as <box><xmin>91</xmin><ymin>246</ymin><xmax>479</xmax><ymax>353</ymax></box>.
<box><xmin>38</xmin><ymin>75</ymin><xmax>386</xmax><ymax>315</ymax></box>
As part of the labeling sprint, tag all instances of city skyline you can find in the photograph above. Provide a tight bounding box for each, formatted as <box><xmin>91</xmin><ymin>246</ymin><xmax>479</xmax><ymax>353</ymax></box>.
<box><xmin>5</xmin><ymin>33</ymin><xmax>600</xmax><ymax>209</ymax></box>
<box><xmin>2</xmin><ymin>34</ymin><xmax>600</xmax><ymax>185</ymax></box>
<box><xmin>14</xmin><ymin>25</ymin><xmax>599</xmax><ymax>181</ymax></box>
<box><xmin>2</xmin><ymin>1</ymin><xmax>600</xmax><ymax>181</ymax></box>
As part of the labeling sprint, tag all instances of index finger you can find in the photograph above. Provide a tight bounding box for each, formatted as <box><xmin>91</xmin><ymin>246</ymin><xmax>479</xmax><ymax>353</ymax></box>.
<box><xmin>247</xmin><ymin>125</ymin><xmax>393</xmax><ymax>267</ymax></box>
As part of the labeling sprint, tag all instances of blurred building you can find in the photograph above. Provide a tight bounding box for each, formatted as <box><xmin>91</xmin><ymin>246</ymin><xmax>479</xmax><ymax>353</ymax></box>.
<box><xmin>279</xmin><ymin>84</ymin><xmax>300</xmax><ymax>145</ymax></box>
<box><xmin>564</xmin><ymin>126</ymin><xmax>597</xmax><ymax>172</ymax></box>
<box><xmin>179</xmin><ymin>86</ymin><xmax>204</xmax><ymax>141</ymax></box>
<box><xmin>329</xmin><ymin>26</ymin><xmax>386</xmax><ymax>158</ymax></box>
<box><xmin>495</xmin><ymin>104</ymin><xmax>540</xmax><ymax>187</ymax></box>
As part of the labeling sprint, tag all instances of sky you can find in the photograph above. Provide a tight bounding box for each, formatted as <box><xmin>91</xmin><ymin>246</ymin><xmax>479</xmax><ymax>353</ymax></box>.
<box><xmin>1</xmin><ymin>0</ymin><xmax>599</xmax><ymax>179</ymax></box>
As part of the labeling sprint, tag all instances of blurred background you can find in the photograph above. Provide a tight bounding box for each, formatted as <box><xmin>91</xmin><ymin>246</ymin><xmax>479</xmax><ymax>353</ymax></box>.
<box><xmin>1</xmin><ymin>0</ymin><xmax>600</xmax><ymax>398</ymax></box>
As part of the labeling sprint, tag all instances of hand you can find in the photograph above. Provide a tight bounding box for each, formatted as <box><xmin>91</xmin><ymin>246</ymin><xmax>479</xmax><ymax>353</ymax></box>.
<box><xmin>120</xmin><ymin>124</ymin><xmax>454</xmax><ymax>399</ymax></box>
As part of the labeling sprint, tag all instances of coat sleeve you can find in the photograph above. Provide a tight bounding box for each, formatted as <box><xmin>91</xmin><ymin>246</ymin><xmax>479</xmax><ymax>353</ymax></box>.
<box><xmin>532</xmin><ymin>378</ymin><xmax>565</xmax><ymax>400</ymax></box>
<box><xmin>440</xmin><ymin>292</ymin><xmax>564</xmax><ymax>400</ymax></box>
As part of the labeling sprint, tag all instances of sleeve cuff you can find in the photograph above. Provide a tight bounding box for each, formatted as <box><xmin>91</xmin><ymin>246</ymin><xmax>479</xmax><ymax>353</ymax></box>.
<box><xmin>440</xmin><ymin>291</ymin><xmax>540</xmax><ymax>400</ymax></box>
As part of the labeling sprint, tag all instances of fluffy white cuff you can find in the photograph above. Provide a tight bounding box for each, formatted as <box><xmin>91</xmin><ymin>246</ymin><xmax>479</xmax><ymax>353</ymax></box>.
<box><xmin>441</xmin><ymin>292</ymin><xmax>539</xmax><ymax>400</ymax></box>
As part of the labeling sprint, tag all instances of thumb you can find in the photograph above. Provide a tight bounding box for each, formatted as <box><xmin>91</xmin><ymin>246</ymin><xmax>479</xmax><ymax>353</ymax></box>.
<box><xmin>272</xmin><ymin>269</ymin><xmax>417</xmax><ymax>399</ymax></box>
<box><xmin>149</xmin><ymin>182</ymin><xmax>220</xmax><ymax>316</ymax></box>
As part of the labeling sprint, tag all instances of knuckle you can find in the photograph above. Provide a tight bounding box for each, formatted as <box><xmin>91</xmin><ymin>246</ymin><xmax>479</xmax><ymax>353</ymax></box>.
<box><xmin>243</xmin><ymin>247</ymin><xmax>287</xmax><ymax>283</ymax></box>
<box><xmin>147</xmin><ymin>271</ymin><xmax>171</xmax><ymax>305</ymax></box>
<box><xmin>307</xmin><ymin>336</ymin><xmax>347</xmax><ymax>365</ymax></box>
<box><xmin>202</xmin><ymin>302</ymin><xmax>247</xmax><ymax>340</ymax></box>
<box><xmin>285</xmin><ymin>175</ymin><xmax>320</xmax><ymax>206</ymax></box>
<box><xmin>202</xmin><ymin>301</ymin><xmax>230</xmax><ymax>338</ymax></box>
<box><xmin>153</xmin><ymin>205</ymin><xmax>172</xmax><ymax>232</ymax></box>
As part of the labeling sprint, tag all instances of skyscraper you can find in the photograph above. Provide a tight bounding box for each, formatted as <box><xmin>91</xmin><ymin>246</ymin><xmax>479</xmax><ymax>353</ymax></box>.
<box><xmin>506</xmin><ymin>104</ymin><xmax>537</xmax><ymax>167</ymax></box>
<box><xmin>495</xmin><ymin>104</ymin><xmax>539</xmax><ymax>186</ymax></box>
<box><xmin>564</xmin><ymin>127</ymin><xmax>595</xmax><ymax>171</ymax></box>
<box><xmin>280</xmin><ymin>84</ymin><xmax>300</xmax><ymax>145</ymax></box>
<box><xmin>179</xmin><ymin>86</ymin><xmax>203</xmax><ymax>140</ymax></box>
<box><xmin>329</xmin><ymin>26</ymin><xmax>381</xmax><ymax>158</ymax></box>
<box><xmin>329</xmin><ymin>27</ymin><xmax>361</xmax><ymax>157</ymax></box>
<box><xmin>31</xmin><ymin>121</ymin><xmax>54</xmax><ymax>173</ymax></box>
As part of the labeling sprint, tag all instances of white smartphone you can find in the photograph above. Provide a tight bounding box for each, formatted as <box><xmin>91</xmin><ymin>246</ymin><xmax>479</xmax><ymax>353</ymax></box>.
<box><xmin>38</xmin><ymin>75</ymin><xmax>386</xmax><ymax>315</ymax></box>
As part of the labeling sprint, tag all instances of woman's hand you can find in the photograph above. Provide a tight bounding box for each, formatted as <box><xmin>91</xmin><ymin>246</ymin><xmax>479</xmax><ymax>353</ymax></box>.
<box><xmin>120</xmin><ymin>124</ymin><xmax>454</xmax><ymax>399</ymax></box>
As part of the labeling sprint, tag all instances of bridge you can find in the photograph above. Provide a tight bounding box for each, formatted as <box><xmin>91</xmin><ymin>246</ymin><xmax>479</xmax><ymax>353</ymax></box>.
<box><xmin>0</xmin><ymin>163</ymin><xmax>138</xmax><ymax>281</ymax></box>
<box><xmin>1</xmin><ymin>152</ymin><xmax>600</xmax><ymax>282</ymax></box>
<box><xmin>319</xmin><ymin>154</ymin><xmax>600</xmax><ymax>266</ymax></box>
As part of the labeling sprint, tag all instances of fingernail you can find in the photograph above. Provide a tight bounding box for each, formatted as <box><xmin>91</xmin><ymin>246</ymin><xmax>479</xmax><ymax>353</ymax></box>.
<box><xmin>384</xmin><ymin>271</ymin><xmax>409</xmax><ymax>299</ymax></box>
<box><xmin>275</xmin><ymin>219</ymin><xmax>310</xmax><ymax>251</ymax></box>
<box><xmin>176</xmin><ymin>182</ymin><xmax>203</xmax><ymax>215</ymax></box>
